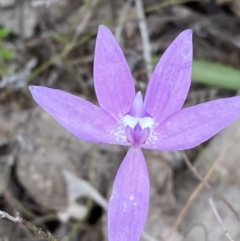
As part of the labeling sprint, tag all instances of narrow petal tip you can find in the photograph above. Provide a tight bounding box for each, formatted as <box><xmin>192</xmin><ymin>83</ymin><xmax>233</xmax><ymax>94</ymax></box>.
<box><xmin>97</xmin><ymin>25</ymin><xmax>114</xmax><ymax>40</ymax></box>
<box><xmin>98</xmin><ymin>24</ymin><xmax>109</xmax><ymax>32</ymax></box>
<box><xmin>177</xmin><ymin>29</ymin><xmax>193</xmax><ymax>60</ymax></box>
<box><xmin>176</xmin><ymin>29</ymin><xmax>192</xmax><ymax>46</ymax></box>
<box><xmin>29</xmin><ymin>86</ymin><xmax>52</xmax><ymax>103</ymax></box>
<box><xmin>181</xmin><ymin>29</ymin><xmax>193</xmax><ymax>38</ymax></box>
<box><xmin>29</xmin><ymin>85</ymin><xmax>42</xmax><ymax>99</ymax></box>
<box><xmin>29</xmin><ymin>85</ymin><xmax>37</xmax><ymax>92</ymax></box>
<box><xmin>135</xmin><ymin>91</ymin><xmax>143</xmax><ymax>99</ymax></box>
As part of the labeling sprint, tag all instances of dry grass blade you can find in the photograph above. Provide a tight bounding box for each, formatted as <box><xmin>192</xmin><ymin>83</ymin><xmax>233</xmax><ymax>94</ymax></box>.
<box><xmin>71</xmin><ymin>0</ymin><xmax>101</xmax><ymax>45</ymax></box>
<box><xmin>0</xmin><ymin>211</ymin><xmax>59</xmax><ymax>241</ymax></box>
<box><xmin>115</xmin><ymin>0</ymin><xmax>133</xmax><ymax>43</ymax></box>
<box><xmin>135</xmin><ymin>0</ymin><xmax>152</xmax><ymax>78</ymax></box>
<box><xmin>209</xmin><ymin>196</ymin><xmax>236</xmax><ymax>241</ymax></box>
<box><xmin>181</xmin><ymin>151</ymin><xmax>240</xmax><ymax>220</ymax></box>
<box><xmin>163</xmin><ymin>129</ymin><xmax>240</xmax><ymax>241</ymax></box>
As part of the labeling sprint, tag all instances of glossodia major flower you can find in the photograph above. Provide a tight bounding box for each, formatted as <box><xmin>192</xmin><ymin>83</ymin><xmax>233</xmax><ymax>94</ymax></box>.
<box><xmin>29</xmin><ymin>25</ymin><xmax>240</xmax><ymax>241</ymax></box>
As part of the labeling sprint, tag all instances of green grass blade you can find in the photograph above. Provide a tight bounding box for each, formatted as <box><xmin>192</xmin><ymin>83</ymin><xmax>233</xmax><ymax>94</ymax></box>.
<box><xmin>192</xmin><ymin>60</ymin><xmax>240</xmax><ymax>90</ymax></box>
<box><xmin>152</xmin><ymin>56</ymin><xmax>240</xmax><ymax>90</ymax></box>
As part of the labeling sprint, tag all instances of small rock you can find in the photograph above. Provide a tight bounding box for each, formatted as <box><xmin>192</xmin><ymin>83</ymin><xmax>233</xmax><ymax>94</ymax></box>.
<box><xmin>16</xmin><ymin>106</ymin><xmax>123</xmax><ymax>212</ymax></box>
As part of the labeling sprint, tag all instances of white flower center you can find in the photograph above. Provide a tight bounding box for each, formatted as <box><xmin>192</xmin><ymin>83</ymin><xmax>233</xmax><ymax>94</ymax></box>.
<box><xmin>123</xmin><ymin>114</ymin><xmax>154</xmax><ymax>129</ymax></box>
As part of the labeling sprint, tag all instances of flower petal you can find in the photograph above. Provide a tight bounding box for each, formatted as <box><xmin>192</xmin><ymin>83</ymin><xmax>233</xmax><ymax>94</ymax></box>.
<box><xmin>108</xmin><ymin>148</ymin><xmax>149</xmax><ymax>241</ymax></box>
<box><xmin>144</xmin><ymin>97</ymin><xmax>240</xmax><ymax>150</ymax></box>
<box><xmin>144</xmin><ymin>30</ymin><xmax>192</xmax><ymax>123</ymax></box>
<box><xmin>29</xmin><ymin>86</ymin><xmax>127</xmax><ymax>145</ymax></box>
<box><xmin>94</xmin><ymin>25</ymin><xmax>135</xmax><ymax>119</ymax></box>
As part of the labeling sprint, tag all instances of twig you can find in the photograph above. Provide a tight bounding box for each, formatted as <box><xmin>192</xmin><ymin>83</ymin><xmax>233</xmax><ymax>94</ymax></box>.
<box><xmin>32</xmin><ymin>31</ymin><xmax>95</xmax><ymax>77</ymax></box>
<box><xmin>108</xmin><ymin>0</ymin><xmax>118</xmax><ymax>24</ymax></box>
<box><xmin>0</xmin><ymin>181</ymin><xmax>36</xmax><ymax>218</ymax></box>
<box><xmin>31</xmin><ymin>0</ymin><xmax>99</xmax><ymax>79</ymax></box>
<box><xmin>135</xmin><ymin>0</ymin><xmax>152</xmax><ymax>78</ymax></box>
<box><xmin>181</xmin><ymin>151</ymin><xmax>240</xmax><ymax>220</ymax></box>
<box><xmin>145</xmin><ymin>0</ymin><xmax>208</xmax><ymax>14</ymax></box>
<box><xmin>163</xmin><ymin>130</ymin><xmax>239</xmax><ymax>241</ymax></box>
<box><xmin>18</xmin><ymin>0</ymin><xmax>24</xmax><ymax>41</ymax></box>
<box><xmin>31</xmin><ymin>0</ymin><xmax>58</xmax><ymax>7</ymax></box>
<box><xmin>0</xmin><ymin>211</ymin><xmax>59</xmax><ymax>241</ymax></box>
<box><xmin>31</xmin><ymin>0</ymin><xmax>205</xmax><ymax>78</ymax></box>
<box><xmin>71</xmin><ymin>0</ymin><xmax>100</xmax><ymax>46</ymax></box>
<box><xmin>115</xmin><ymin>0</ymin><xmax>133</xmax><ymax>43</ymax></box>
<box><xmin>209</xmin><ymin>196</ymin><xmax>236</xmax><ymax>241</ymax></box>
<box><xmin>38</xmin><ymin>12</ymin><xmax>61</xmax><ymax>67</ymax></box>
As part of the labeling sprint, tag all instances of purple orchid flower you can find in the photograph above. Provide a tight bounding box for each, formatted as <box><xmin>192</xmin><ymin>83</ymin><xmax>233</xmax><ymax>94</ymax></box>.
<box><xmin>29</xmin><ymin>25</ymin><xmax>240</xmax><ymax>241</ymax></box>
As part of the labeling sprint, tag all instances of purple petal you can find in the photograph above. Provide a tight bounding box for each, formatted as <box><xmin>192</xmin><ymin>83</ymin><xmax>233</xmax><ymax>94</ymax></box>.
<box><xmin>144</xmin><ymin>30</ymin><xmax>192</xmax><ymax>123</ymax></box>
<box><xmin>94</xmin><ymin>25</ymin><xmax>135</xmax><ymax>119</ymax></box>
<box><xmin>129</xmin><ymin>92</ymin><xmax>146</xmax><ymax>118</ymax></box>
<box><xmin>108</xmin><ymin>148</ymin><xmax>149</xmax><ymax>241</ymax></box>
<box><xmin>144</xmin><ymin>96</ymin><xmax>240</xmax><ymax>150</ymax></box>
<box><xmin>29</xmin><ymin>86</ymin><xmax>127</xmax><ymax>145</ymax></box>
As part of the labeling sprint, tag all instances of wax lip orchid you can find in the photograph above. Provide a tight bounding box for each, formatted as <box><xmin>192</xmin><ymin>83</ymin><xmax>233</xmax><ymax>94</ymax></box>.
<box><xmin>30</xmin><ymin>25</ymin><xmax>240</xmax><ymax>241</ymax></box>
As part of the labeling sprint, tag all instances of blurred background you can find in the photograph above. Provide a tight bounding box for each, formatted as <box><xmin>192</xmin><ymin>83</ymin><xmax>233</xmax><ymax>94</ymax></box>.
<box><xmin>1</xmin><ymin>0</ymin><xmax>240</xmax><ymax>240</ymax></box>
